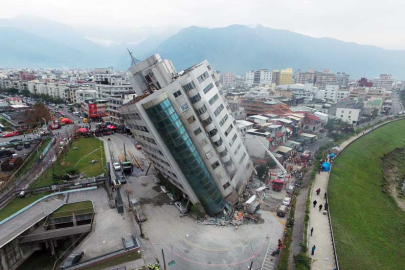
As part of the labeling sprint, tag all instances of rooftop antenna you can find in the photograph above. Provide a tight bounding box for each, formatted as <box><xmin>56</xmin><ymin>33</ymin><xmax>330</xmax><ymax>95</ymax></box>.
<box><xmin>127</xmin><ymin>48</ymin><xmax>140</xmax><ymax>67</ymax></box>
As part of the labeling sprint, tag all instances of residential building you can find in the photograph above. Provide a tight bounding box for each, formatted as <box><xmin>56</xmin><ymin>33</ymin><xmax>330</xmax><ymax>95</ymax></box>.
<box><xmin>336</xmin><ymin>72</ymin><xmax>349</xmax><ymax>88</ymax></box>
<box><xmin>81</xmin><ymin>98</ymin><xmax>108</xmax><ymax>120</ymax></box>
<box><xmin>335</xmin><ymin>107</ymin><xmax>361</xmax><ymax>124</ymax></box>
<box><xmin>295</xmin><ymin>70</ymin><xmax>316</xmax><ymax>84</ymax></box>
<box><xmin>119</xmin><ymin>54</ymin><xmax>253</xmax><ymax>216</ymax></box>
<box><xmin>245</xmin><ymin>69</ymin><xmax>272</xmax><ymax>86</ymax></box>
<box><xmin>373</xmin><ymin>74</ymin><xmax>393</xmax><ymax>91</ymax></box>
<box><xmin>279</xmin><ymin>68</ymin><xmax>293</xmax><ymax>85</ymax></box>
<box><xmin>222</xmin><ymin>72</ymin><xmax>236</xmax><ymax>87</ymax></box>
<box><xmin>315</xmin><ymin>72</ymin><xmax>336</xmax><ymax>89</ymax></box>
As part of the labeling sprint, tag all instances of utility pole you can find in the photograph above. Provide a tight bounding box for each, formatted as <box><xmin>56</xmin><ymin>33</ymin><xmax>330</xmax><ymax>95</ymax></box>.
<box><xmin>123</xmin><ymin>143</ymin><xmax>127</xmax><ymax>160</ymax></box>
<box><xmin>161</xmin><ymin>249</ymin><xmax>166</xmax><ymax>270</ymax></box>
<box><xmin>249</xmin><ymin>261</ymin><xmax>253</xmax><ymax>269</ymax></box>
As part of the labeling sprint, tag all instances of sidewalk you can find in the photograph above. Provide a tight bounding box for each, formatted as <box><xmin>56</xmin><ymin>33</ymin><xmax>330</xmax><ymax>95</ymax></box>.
<box><xmin>306</xmin><ymin>118</ymin><xmax>402</xmax><ymax>269</ymax></box>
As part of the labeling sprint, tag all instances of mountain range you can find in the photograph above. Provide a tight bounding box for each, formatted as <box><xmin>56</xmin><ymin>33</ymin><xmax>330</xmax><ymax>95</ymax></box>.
<box><xmin>1</xmin><ymin>16</ymin><xmax>405</xmax><ymax>79</ymax></box>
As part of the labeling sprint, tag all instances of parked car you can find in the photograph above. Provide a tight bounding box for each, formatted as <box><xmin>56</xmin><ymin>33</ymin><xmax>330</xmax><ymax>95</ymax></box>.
<box><xmin>152</xmin><ymin>176</ymin><xmax>161</xmax><ymax>184</ymax></box>
<box><xmin>160</xmin><ymin>185</ymin><xmax>168</xmax><ymax>193</ymax></box>
<box><xmin>9</xmin><ymin>138</ymin><xmax>23</xmax><ymax>143</ymax></box>
<box><xmin>118</xmin><ymin>175</ymin><xmax>127</xmax><ymax>184</ymax></box>
<box><xmin>136</xmin><ymin>144</ymin><xmax>142</xmax><ymax>150</ymax></box>
<box><xmin>113</xmin><ymin>162</ymin><xmax>121</xmax><ymax>171</ymax></box>
<box><xmin>282</xmin><ymin>197</ymin><xmax>292</xmax><ymax>206</ymax></box>
<box><xmin>60</xmin><ymin>251</ymin><xmax>84</xmax><ymax>269</ymax></box>
<box><xmin>277</xmin><ymin>205</ymin><xmax>288</xmax><ymax>217</ymax></box>
<box><xmin>174</xmin><ymin>201</ymin><xmax>188</xmax><ymax>214</ymax></box>
<box><xmin>15</xmin><ymin>145</ymin><xmax>23</xmax><ymax>151</ymax></box>
<box><xmin>136</xmin><ymin>209</ymin><xmax>147</xmax><ymax>222</ymax></box>
<box><xmin>122</xmin><ymin>235</ymin><xmax>138</xmax><ymax>250</ymax></box>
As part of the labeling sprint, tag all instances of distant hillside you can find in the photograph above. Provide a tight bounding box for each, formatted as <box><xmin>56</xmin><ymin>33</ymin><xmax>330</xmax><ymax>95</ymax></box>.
<box><xmin>154</xmin><ymin>25</ymin><xmax>405</xmax><ymax>78</ymax></box>
<box><xmin>0</xmin><ymin>27</ymin><xmax>97</xmax><ymax>68</ymax></box>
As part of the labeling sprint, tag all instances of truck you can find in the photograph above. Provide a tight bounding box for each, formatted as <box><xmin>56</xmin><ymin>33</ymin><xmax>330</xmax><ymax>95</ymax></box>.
<box><xmin>271</xmin><ymin>179</ymin><xmax>284</xmax><ymax>191</ymax></box>
<box><xmin>118</xmin><ymin>155</ymin><xmax>133</xmax><ymax>174</ymax></box>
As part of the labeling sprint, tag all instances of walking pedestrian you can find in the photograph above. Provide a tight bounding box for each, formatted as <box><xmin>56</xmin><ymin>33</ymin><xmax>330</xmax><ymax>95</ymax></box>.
<box><xmin>310</xmin><ymin>227</ymin><xmax>314</xmax><ymax>236</ymax></box>
<box><xmin>324</xmin><ymin>203</ymin><xmax>328</xmax><ymax>211</ymax></box>
<box><xmin>324</xmin><ymin>192</ymin><xmax>327</xmax><ymax>199</ymax></box>
<box><xmin>319</xmin><ymin>204</ymin><xmax>323</xmax><ymax>211</ymax></box>
<box><xmin>313</xmin><ymin>200</ymin><xmax>317</xmax><ymax>208</ymax></box>
<box><xmin>316</xmin><ymin>188</ymin><xmax>321</xmax><ymax>195</ymax></box>
<box><xmin>311</xmin><ymin>245</ymin><xmax>316</xmax><ymax>255</ymax></box>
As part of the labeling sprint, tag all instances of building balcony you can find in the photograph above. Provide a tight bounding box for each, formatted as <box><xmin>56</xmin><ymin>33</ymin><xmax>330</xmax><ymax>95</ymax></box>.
<box><xmin>210</xmin><ymin>133</ymin><xmax>221</xmax><ymax>143</ymax></box>
<box><xmin>220</xmin><ymin>154</ymin><xmax>231</xmax><ymax>163</ymax></box>
<box><xmin>186</xmin><ymin>88</ymin><xmax>199</xmax><ymax>97</ymax></box>
<box><xmin>198</xmin><ymin>111</ymin><xmax>210</xmax><ymax>121</ymax></box>
<box><xmin>215</xmin><ymin>142</ymin><xmax>225</xmax><ymax>152</ymax></box>
<box><xmin>204</xmin><ymin>122</ymin><xmax>216</xmax><ymax>133</ymax></box>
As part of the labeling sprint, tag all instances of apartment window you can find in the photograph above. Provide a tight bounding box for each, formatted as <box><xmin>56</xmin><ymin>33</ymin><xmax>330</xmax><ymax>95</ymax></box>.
<box><xmin>224</xmin><ymin>124</ymin><xmax>233</xmax><ymax>137</ymax></box>
<box><xmin>341</xmin><ymin>115</ymin><xmax>343</xmax><ymax>118</ymax></box>
<box><xmin>219</xmin><ymin>148</ymin><xmax>228</xmax><ymax>157</ymax></box>
<box><xmin>180</xmin><ymin>103</ymin><xmax>189</xmax><ymax>112</ymax></box>
<box><xmin>196</xmin><ymin>105</ymin><xmax>207</xmax><ymax>115</ymax></box>
<box><xmin>214</xmin><ymin>104</ymin><xmax>224</xmax><ymax>117</ymax></box>
<box><xmin>197</xmin><ymin>72</ymin><xmax>209</xmax><ymax>83</ymax></box>
<box><xmin>182</xmin><ymin>81</ymin><xmax>196</xmax><ymax>92</ymax></box>
<box><xmin>201</xmin><ymin>117</ymin><xmax>212</xmax><ymax>127</ymax></box>
<box><xmin>194</xmin><ymin>128</ymin><xmax>202</xmax><ymax>136</ymax></box>
<box><xmin>187</xmin><ymin>116</ymin><xmax>196</xmax><ymax>124</ymax></box>
<box><xmin>229</xmin><ymin>134</ymin><xmax>237</xmax><ymax>147</ymax></box>
<box><xmin>348</xmin><ymin>116</ymin><xmax>351</xmax><ymax>119</ymax></box>
<box><xmin>219</xmin><ymin>114</ymin><xmax>229</xmax><ymax>126</ymax></box>
<box><xmin>209</xmin><ymin>94</ymin><xmax>219</xmax><ymax>105</ymax></box>
<box><xmin>349</xmin><ymin>111</ymin><xmax>352</xmax><ymax>114</ymax></box>
<box><xmin>234</xmin><ymin>143</ymin><xmax>242</xmax><ymax>155</ymax></box>
<box><xmin>223</xmin><ymin>182</ymin><xmax>230</xmax><ymax>190</ymax></box>
<box><xmin>341</xmin><ymin>110</ymin><xmax>344</xmax><ymax>113</ymax></box>
<box><xmin>173</xmin><ymin>90</ymin><xmax>182</xmax><ymax>98</ymax></box>
<box><xmin>190</xmin><ymin>93</ymin><xmax>201</xmax><ymax>104</ymax></box>
<box><xmin>139</xmin><ymin>126</ymin><xmax>149</xmax><ymax>133</ymax></box>
<box><xmin>211</xmin><ymin>161</ymin><xmax>220</xmax><ymax>170</ymax></box>
<box><xmin>239</xmin><ymin>152</ymin><xmax>247</xmax><ymax>164</ymax></box>
<box><xmin>203</xmin><ymin>83</ymin><xmax>214</xmax><ymax>94</ymax></box>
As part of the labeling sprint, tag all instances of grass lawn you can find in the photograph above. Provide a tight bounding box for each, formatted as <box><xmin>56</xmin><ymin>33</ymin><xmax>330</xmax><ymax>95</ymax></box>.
<box><xmin>85</xmin><ymin>251</ymin><xmax>143</xmax><ymax>270</ymax></box>
<box><xmin>50</xmin><ymin>201</ymin><xmax>93</xmax><ymax>218</ymax></box>
<box><xmin>33</xmin><ymin>137</ymin><xmax>105</xmax><ymax>188</ymax></box>
<box><xmin>329</xmin><ymin>119</ymin><xmax>405</xmax><ymax>270</ymax></box>
<box><xmin>0</xmin><ymin>193</ymin><xmax>49</xmax><ymax>222</ymax></box>
<box><xmin>16</xmin><ymin>138</ymin><xmax>51</xmax><ymax>177</ymax></box>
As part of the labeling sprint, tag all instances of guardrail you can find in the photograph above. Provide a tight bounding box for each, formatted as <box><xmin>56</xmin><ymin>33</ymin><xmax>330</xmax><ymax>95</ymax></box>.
<box><xmin>326</xmin><ymin>116</ymin><xmax>405</xmax><ymax>270</ymax></box>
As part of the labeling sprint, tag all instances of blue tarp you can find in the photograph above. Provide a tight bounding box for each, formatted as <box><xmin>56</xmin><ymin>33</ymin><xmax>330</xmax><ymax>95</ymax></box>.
<box><xmin>329</xmin><ymin>153</ymin><xmax>336</xmax><ymax>158</ymax></box>
<box><xmin>322</xmin><ymin>162</ymin><xmax>331</xmax><ymax>172</ymax></box>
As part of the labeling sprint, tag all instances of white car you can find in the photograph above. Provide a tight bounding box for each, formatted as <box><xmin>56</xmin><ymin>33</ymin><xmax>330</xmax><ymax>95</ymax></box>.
<box><xmin>113</xmin><ymin>162</ymin><xmax>121</xmax><ymax>171</ymax></box>
<box><xmin>174</xmin><ymin>201</ymin><xmax>188</xmax><ymax>214</ymax></box>
<box><xmin>160</xmin><ymin>185</ymin><xmax>168</xmax><ymax>193</ymax></box>
<box><xmin>282</xmin><ymin>197</ymin><xmax>292</xmax><ymax>206</ymax></box>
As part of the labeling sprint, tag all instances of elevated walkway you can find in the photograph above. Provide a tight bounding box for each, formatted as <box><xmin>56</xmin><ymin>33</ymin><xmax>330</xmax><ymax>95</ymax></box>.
<box><xmin>20</xmin><ymin>224</ymin><xmax>91</xmax><ymax>243</ymax></box>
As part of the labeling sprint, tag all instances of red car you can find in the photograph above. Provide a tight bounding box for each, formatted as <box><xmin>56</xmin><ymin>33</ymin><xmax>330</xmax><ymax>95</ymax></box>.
<box><xmin>136</xmin><ymin>144</ymin><xmax>142</xmax><ymax>150</ymax></box>
<box><xmin>3</xmin><ymin>131</ymin><xmax>19</xmax><ymax>138</ymax></box>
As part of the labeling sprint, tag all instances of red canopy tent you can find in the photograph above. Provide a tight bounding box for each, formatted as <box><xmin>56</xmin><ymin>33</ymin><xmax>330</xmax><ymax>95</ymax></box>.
<box><xmin>61</xmin><ymin>118</ymin><xmax>73</xmax><ymax>124</ymax></box>
<box><xmin>77</xmin><ymin>127</ymin><xmax>88</xmax><ymax>133</ymax></box>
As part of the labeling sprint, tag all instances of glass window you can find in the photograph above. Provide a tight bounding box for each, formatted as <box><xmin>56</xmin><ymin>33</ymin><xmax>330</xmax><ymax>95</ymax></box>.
<box><xmin>203</xmin><ymin>83</ymin><xmax>214</xmax><ymax>94</ymax></box>
<box><xmin>211</xmin><ymin>161</ymin><xmax>220</xmax><ymax>170</ymax></box>
<box><xmin>194</xmin><ymin>128</ymin><xmax>202</xmax><ymax>136</ymax></box>
<box><xmin>197</xmin><ymin>72</ymin><xmax>209</xmax><ymax>83</ymax></box>
<box><xmin>223</xmin><ymin>182</ymin><xmax>230</xmax><ymax>189</ymax></box>
<box><xmin>209</xmin><ymin>94</ymin><xmax>219</xmax><ymax>105</ymax></box>
<box><xmin>224</xmin><ymin>124</ymin><xmax>233</xmax><ymax>137</ymax></box>
<box><xmin>180</xmin><ymin>103</ymin><xmax>189</xmax><ymax>112</ymax></box>
<box><xmin>219</xmin><ymin>114</ymin><xmax>228</xmax><ymax>126</ymax></box>
<box><xmin>187</xmin><ymin>115</ymin><xmax>196</xmax><ymax>124</ymax></box>
<box><xmin>214</xmin><ymin>104</ymin><xmax>224</xmax><ymax>117</ymax></box>
<box><xmin>190</xmin><ymin>93</ymin><xmax>201</xmax><ymax>104</ymax></box>
<box><xmin>182</xmin><ymin>81</ymin><xmax>196</xmax><ymax>92</ymax></box>
<box><xmin>173</xmin><ymin>90</ymin><xmax>182</xmax><ymax>98</ymax></box>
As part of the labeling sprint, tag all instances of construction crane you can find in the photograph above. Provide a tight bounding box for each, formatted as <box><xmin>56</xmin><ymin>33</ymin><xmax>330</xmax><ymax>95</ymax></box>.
<box><xmin>254</xmin><ymin>136</ymin><xmax>288</xmax><ymax>191</ymax></box>
<box><xmin>127</xmin><ymin>48</ymin><xmax>141</xmax><ymax>67</ymax></box>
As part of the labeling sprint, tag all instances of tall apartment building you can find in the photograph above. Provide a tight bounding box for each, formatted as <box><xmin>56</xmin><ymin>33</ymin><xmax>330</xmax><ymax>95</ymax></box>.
<box><xmin>314</xmin><ymin>72</ymin><xmax>336</xmax><ymax>89</ymax></box>
<box><xmin>336</xmin><ymin>72</ymin><xmax>349</xmax><ymax>88</ymax></box>
<box><xmin>245</xmin><ymin>69</ymin><xmax>272</xmax><ymax>86</ymax></box>
<box><xmin>373</xmin><ymin>74</ymin><xmax>393</xmax><ymax>91</ymax></box>
<box><xmin>119</xmin><ymin>54</ymin><xmax>253</xmax><ymax>216</ymax></box>
<box><xmin>273</xmin><ymin>68</ymin><xmax>293</xmax><ymax>85</ymax></box>
<box><xmin>222</xmin><ymin>72</ymin><xmax>236</xmax><ymax>87</ymax></box>
<box><xmin>295</xmin><ymin>70</ymin><xmax>316</xmax><ymax>84</ymax></box>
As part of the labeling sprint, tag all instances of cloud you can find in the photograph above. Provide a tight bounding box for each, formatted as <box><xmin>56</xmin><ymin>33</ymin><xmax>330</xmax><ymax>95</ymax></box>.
<box><xmin>1</xmin><ymin>0</ymin><xmax>404</xmax><ymax>49</ymax></box>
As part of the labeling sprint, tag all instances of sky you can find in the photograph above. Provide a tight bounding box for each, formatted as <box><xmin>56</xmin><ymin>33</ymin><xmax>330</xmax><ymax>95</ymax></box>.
<box><xmin>1</xmin><ymin>0</ymin><xmax>404</xmax><ymax>50</ymax></box>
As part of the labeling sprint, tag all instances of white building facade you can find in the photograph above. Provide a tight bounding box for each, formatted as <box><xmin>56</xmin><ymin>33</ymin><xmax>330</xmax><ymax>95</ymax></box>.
<box><xmin>120</xmin><ymin>54</ymin><xmax>253</xmax><ymax>216</ymax></box>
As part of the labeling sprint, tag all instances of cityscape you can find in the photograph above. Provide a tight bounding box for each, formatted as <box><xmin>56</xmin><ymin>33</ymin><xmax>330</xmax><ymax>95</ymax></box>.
<box><xmin>1</xmin><ymin>1</ymin><xmax>405</xmax><ymax>270</ymax></box>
